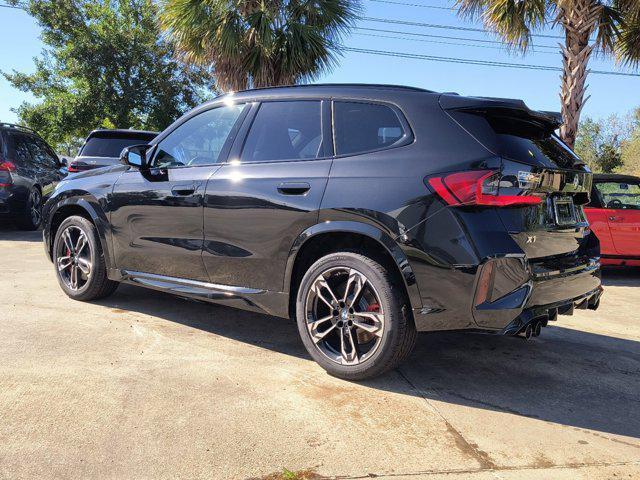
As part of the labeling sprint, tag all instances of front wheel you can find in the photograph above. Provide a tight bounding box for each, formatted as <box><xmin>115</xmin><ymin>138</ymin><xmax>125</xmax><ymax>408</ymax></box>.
<box><xmin>53</xmin><ymin>215</ymin><xmax>119</xmax><ymax>301</ymax></box>
<box><xmin>296</xmin><ymin>252</ymin><xmax>416</xmax><ymax>381</ymax></box>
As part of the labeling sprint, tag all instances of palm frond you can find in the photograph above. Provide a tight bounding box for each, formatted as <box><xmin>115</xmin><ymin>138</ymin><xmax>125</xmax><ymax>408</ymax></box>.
<box><xmin>594</xmin><ymin>4</ymin><xmax>623</xmax><ymax>55</ymax></box>
<box><xmin>615</xmin><ymin>6</ymin><xmax>640</xmax><ymax>67</ymax></box>
<box><xmin>160</xmin><ymin>0</ymin><xmax>360</xmax><ymax>90</ymax></box>
<box><xmin>454</xmin><ymin>0</ymin><xmax>549</xmax><ymax>52</ymax></box>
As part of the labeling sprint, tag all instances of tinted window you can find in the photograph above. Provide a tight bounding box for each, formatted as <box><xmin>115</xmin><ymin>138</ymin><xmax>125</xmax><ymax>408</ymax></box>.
<box><xmin>8</xmin><ymin>133</ymin><xmax>34</xmax><ymax>165</ymax></box>
<box><xmin>450</xmin><ymin>111</ymin><xmax>583</xmax><ymax>169</ymax></box>
<box><xmin>594</xmin><ymin>181</ymin><xmax>640</xmax><ymax>210</ymax></box>
<box><xmin>153</xmin><ymin>105</ymin><xmax>245</xmax><ymax>169</ymax></box>
<box><xmin>241</xmin><ymin>101</ymin><xmax>322</xmax><ymax>162</ymax></box>
<box><xmin>81</xmin><ymin>134</ymin><xmax>157</xmax><ymax>158</ymax></box>
<box><xmin>29</xmin><ymin>137</ymin><xmax>58</xmax><ymax>168</ymax></box>
<box><xmin>334</xmin><ymin>102</ymin><xmax>406</xmax><ymax>156</ymax></box>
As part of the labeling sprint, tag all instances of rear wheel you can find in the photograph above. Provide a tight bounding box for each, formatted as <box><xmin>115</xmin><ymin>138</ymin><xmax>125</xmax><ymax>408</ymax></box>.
<box><xmin>296</xmin><ymin>252</ymin><xmax>416</xmax><ymax>380</ymax></box>
<box><xmin>53</xmin><ymin>215</ymin><xmax>118</xmax><ymax>301</ymax></box>
<box><xmin>15</xmin><ymin>187</ymin><xmax>42</xmax><ymax>230</ymax></box>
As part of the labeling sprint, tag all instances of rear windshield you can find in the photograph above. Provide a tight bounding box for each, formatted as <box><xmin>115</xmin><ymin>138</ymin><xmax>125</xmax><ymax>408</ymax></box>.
<box><xmin>450</xmin><ymin>110</ymin><xmax>583</xmax><ymax>169</ymax></box>
<box><xmin>80</xmin><ymin>134</ymin><xmax>156</xmax><ymax>157</ymax></box>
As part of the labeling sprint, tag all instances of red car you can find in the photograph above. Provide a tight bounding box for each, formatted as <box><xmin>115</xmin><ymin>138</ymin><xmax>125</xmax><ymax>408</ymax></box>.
<box><xmin>585</xmin><ymin>174</ymin><xmax>640</xmax><ymax>267</ymax></box>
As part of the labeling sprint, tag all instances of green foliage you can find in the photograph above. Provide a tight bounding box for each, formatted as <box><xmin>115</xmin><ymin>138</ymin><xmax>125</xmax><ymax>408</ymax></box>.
<box><xmin>2</xmin><ymin>0</ymin><xmax>212</xmax><ymax>152</ymax></box>
<box><xmin>621</xmin><ymin>109</ymin><xmax>640</xmax><ymax>176</ymax></box>
<box><xmin>160</xmin><ymin>0</ymin><xmax>361</xmax><ymax>92</ymax></box>
<box><xmin>575</xmin><ymin>108</ymin><xmax>640</xmax><ymax>174</ymax></box>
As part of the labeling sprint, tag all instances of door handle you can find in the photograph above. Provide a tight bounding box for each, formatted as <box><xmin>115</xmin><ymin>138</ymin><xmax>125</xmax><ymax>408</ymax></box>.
<box><xmin>277</xmin><ymin>182</ymin><xmax>311</xmax><ymax>195</ymax></box>
<box><xmin>609</xmin><ymin>216</ymin><xmax>624</xmax><ymax>222</ymax></box>
<box><xmin>171</xmin><ymin>184</ymin><xmax>196</xmax><ymax>196</ymax></box>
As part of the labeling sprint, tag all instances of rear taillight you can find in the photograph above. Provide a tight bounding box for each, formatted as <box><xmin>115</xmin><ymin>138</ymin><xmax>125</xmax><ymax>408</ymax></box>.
<box><xmin>67</xmin><ymin>162</ymin><xmax>81</xmax><ymax>173</ymax></box>
<box><xmin>0</xmin><ymin>160</ymin><xmax>16</xmax><ymax>187</ymax></box>
<box><xmin>427</xmin><ymin>170</ymin><xmax>542</xmax><ymax>207</ymax></box>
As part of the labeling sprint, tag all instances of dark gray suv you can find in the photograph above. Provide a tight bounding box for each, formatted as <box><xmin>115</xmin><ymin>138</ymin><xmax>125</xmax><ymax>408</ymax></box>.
<box><xmin>0</xmin><ymin>123</ymin><xmax>65</xmax><ymax>230</ymax></box>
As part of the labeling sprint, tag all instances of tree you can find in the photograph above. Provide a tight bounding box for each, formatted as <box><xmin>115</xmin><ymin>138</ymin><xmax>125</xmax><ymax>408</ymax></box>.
<box><xmin>575</xmin><ymin>110</ymin><xmax>635</xmax><ymax>172</ymax></box>
<box><xmin>160</xmin><ymin>0</ymin><xmax>360</xmax><ymax>92</ymax></box>
<box><xmin>454</xmin><ymin>0</ymin><xmax>640</xmax><ymax>149</ymax></box>
<box><xmin>3</xmin><ymin>0</ymin><xmax>211</xmax><ymax>152</ymax></box>
<box><xmin>621</xmin><ymin>108</ymin><xmax>640</xmax><ymax>175</ymax></box>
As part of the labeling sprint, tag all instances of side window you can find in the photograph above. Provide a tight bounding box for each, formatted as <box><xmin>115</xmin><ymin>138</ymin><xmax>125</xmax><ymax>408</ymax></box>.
<box><xmin>8</xmin><ymin>133</ymin><xmax>34</xmax><ymax>165</ymax></box>
<box><xmin>29</xmin><ymin>138</ymin><xmax>59</xmax><ymax>168</ymax></box>
<box><xmin>152</xmin><ymin>104</ymin><xmax>246</xmax><ymax>169</ymax></box>
<box><xmin>334</xmin><ymin>102</ymin><xmax>407</xmax><ymax>156</ymax></box>
<box><xmin>240</xmin><ymin>101</ymin><xmax>322</xmax><ymax>162</ymax></box>
<box><xmin>595</xmin><ymin>181</ymin><xmax>640</xmax><ymax>210</ymax></box>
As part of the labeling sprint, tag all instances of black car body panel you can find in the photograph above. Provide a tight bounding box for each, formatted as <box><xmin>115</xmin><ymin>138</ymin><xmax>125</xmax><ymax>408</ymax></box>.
<box><xmin>42</xmin><ymin>84</ymin><xmax>602</xmax><ymax>333</ymax></box>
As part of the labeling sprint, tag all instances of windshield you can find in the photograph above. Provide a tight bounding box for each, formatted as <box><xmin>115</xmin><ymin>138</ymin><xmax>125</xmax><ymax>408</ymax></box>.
<box><xmin>80</xmin><ymin>134</ymin><xmax>156</xmax><ymax>158</ymax></box>
<box><xmin>594</xmin><ymin>181</ymin><xmax>640</xmax><ymax>210</ymax></box>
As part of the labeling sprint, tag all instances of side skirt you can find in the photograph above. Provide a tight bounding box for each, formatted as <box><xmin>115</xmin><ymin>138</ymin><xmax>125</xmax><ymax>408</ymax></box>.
<box><xmin>108</xmin><ymin>269</ymin><xmax>290</xmax><ymax>319</ymax></box>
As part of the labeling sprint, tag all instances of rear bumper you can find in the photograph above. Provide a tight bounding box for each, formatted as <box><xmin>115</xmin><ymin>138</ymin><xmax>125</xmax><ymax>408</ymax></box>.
<box><xmin>0</xmin><ymin>187</ymin><xmax>25</xmax><ymax>216</ymax></box>
<box><xmin>471</xmin><ymin>254</ymin><xmax>601</xmax><ymax>332</ymax></box>
<box><xmin>500</xmin><ymin>285</ymin><xmax>602</xmax><ymax>336</ymax></box>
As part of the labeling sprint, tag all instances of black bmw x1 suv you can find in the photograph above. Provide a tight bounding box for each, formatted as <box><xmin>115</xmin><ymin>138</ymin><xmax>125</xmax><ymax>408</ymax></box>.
<box><xmin>42</xmin><ymin>84</ymin><xmax>602</xmax><ymax>380</ymax></box>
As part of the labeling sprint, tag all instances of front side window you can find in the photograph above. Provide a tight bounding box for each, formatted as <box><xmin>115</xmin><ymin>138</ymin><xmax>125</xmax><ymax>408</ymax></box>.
<box><xmin>594</xmin><ymin>181</ymin><xmax>640</xmax><ymax>210</ymax></box>
<box><xmin>334</xmin><ymin>102</ymin><xmax>407</xmax><ymax>156</ymax></box>
<box><xmin>240</xmin><ymin>101</ymin><xmax>323</xmax><ymax>162</ymax></box>
<box><xmin>152</xmin><ymin>104</ymin><xmax>246</xmax><ymax>169</ymax></box>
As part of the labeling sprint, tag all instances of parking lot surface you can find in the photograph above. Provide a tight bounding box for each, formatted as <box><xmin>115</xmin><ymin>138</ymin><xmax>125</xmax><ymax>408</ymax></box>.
<box><xmin>1</xmin><ymin>227</ymin><xmax>639</xmax><ymax>479</ymax></box>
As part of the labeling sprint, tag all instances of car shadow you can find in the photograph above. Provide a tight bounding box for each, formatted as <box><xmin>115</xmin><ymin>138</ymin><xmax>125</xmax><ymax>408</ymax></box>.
<box><xmin>97</xmin><ymin>279</ymin><xmax>640</xmax><ymax>442</ymax></box>
<box><xmin>0</xmin><ymin>224</ymin><xmax>42</xmax><ymax>242</ymax></box>
<box><xmin>601</xmin><ymin>266</ymin><xmax>640</xmax><ymax>286</ymax></box>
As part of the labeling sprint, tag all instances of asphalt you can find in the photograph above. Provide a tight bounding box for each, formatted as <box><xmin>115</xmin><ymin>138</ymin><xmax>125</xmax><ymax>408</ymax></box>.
<box><xmin>1</xmin><ymin>225</ymin><xmax>639</xmax><ymax>479</ymax></box>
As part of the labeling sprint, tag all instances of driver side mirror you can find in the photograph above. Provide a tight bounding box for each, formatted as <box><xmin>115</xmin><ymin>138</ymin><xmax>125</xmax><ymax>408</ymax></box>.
<box><xmin>120</xmin><ymin>144</ymin><xmax>152</xmax><ymax>169</ymax></box>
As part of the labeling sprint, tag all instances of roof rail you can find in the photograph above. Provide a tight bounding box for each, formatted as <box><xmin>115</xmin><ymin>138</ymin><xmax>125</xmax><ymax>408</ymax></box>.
<box><xmin>225</xmin><ymin>83</ymin><xmax>434</xmax><ymax>96</ymax></box>
<box><xmin>0</xmin><ymin>122</ymin><xmax>37</xmax><ymax>135</ymax></box>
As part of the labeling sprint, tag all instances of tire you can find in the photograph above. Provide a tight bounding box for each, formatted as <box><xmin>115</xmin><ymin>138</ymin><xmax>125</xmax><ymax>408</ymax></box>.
<box><xmin>14</xmin><ymin>187</ymin><xmax>42</xmax><ymax>231</ymax></box>
<box><xmin>52</xmin><ymin>215</ymin><xmax>119</xmax><ymax>301</ymax></box>
<box><xmin>296</xmin><ymin>252</ymin><xmax>416</xmax><ymax>381</ymax></box>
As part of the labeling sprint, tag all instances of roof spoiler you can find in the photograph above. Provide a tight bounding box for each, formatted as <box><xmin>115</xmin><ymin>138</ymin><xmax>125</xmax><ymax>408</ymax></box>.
<box><xmin>438</xmin><ymin>94</ymin><xmax>562</xmax><ymax>129</ymax></box>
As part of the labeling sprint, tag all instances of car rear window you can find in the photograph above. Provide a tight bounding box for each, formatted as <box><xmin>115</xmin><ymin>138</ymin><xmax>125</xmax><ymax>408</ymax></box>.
<box><xmin>334</xmin><ymin>102</ymin><xmax>407</xmax><ymax>156</ymax></box>
<box><xmin>450</xmin><ymin>110</ymin><xmax>583</xmax><ymax>169</ymax></box>
<box><xmin>80</xmin><ymin>134</ymin><xmax>156</xmax><ymax>158</ymax></box>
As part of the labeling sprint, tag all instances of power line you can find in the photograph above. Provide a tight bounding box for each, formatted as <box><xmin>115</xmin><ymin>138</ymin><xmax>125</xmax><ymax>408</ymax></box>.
<box><xmin>362</xmin><ymin>16</ymin><xmax>566</xmax><ymax>40</ymax></box>
<box><xmin>367</xmin><ymin>0</ymin><xmax>455</xmax><ymax>10</ymax></box>
<box><xmin>343</xmin><ymin>47</ymin><xmax>640</xmax><ymax>77</ymax></box>
<box><xmin>355</xmin><ymin>26</ymin><xmax>560</xmax><ymax>51</ymax></box>
<box><xmin>354</xmin><ymin>32</ymin><xmax>560</xmax><ymax>55</ymax></box>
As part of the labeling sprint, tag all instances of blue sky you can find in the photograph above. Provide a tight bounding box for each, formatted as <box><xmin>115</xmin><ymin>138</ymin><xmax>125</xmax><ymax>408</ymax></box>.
<box><xmin>1</xmin><ymin>0</ymin><xmax>638</xmax><ymax>125</ymax></box>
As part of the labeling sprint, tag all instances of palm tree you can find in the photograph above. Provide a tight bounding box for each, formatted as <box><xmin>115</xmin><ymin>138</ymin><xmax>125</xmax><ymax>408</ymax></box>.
<box><xmin>455</xmin><ymin>0</ymin><xmax>640</xmax><ymax>149</ymax></box>
<box><xmin>160</xmin><ymin>0</ymin><xmax>360</xmax><ymax>93</ymax></box>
